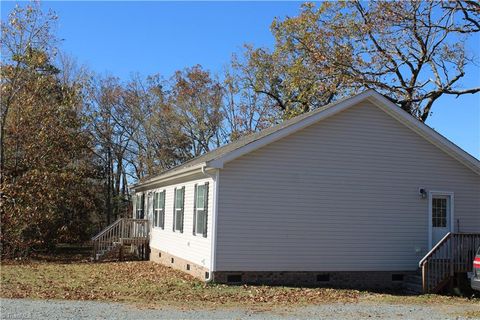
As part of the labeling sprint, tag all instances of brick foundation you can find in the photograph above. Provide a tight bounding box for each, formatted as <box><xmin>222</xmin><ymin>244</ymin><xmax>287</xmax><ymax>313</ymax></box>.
<box><xmin>150</xmin><ymin>247</ymin><xmax>209</xmax><ymax>280</ymax></box>
<box><xmin>150</xmin><ymin>248</ymin><xmax>415</xmax><ymax>291</ymax></box>
<box><xmin>212</xmin><ymin>271</ymin><xmax>416</xmax><ymax>291</ymax></box>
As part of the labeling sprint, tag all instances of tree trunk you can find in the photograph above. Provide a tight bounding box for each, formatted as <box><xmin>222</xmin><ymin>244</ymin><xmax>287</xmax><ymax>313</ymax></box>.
<box><xmin>0</xmin><ymin>121</ymin><xmax>5</xmax><ymax>187</ymax></box>
<box><xmin>0</xmin><ymin>113</ymin><xmax>7</xmax><ymax>187</ymax></box>
<box><xmin>106</xmin><ymin>146</ymin><xmax>112</xmax><ymax>225</ymax></box>
<box><xmin>114</xmin><ymin>154</ymin><xmax>123</xmax><ymax>220</ymax></box>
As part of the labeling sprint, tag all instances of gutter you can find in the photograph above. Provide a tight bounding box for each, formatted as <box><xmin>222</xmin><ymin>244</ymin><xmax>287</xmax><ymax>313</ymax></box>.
<box><xmin>132</xmin><ymin>163</ymin><xmax>207</xmax><ymax>191</ymax></box>
<box><xmin>201</xmin><ymin>164</ymin><xmax>219</xmax><ymax>283</ymax></box>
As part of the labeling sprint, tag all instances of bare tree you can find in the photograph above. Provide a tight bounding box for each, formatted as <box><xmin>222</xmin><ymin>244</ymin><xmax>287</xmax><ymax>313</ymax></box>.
<box><xmin>85</xmin><ymin>76</ymin><xmax>134</xmax><ymax>223</ymax></box>
<box><xmin>221</xmin><ymin>66</ymin><xmax>280</xmax><ymax>141</ymax></box>
<box><xmin>237</xmin><ymin>1</ymin><xmax>480</xmax><ymax>122</ymax></box>
<box><xmin>170</xmin><ymin>65</ymin><xmax>224</xmax><ymax>156</ymax></box>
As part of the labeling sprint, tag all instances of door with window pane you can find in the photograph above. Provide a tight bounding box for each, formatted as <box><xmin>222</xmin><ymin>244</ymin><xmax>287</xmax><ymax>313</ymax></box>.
<box><xmin>431</xmin><ymin>195</ymin><xmax>451</xmax><ymax>246</ymax></box>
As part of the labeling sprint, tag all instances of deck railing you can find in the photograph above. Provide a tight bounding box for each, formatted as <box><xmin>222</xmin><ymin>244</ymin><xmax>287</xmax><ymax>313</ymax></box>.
<box><xmin>419</xmin><ymin>232</ymin><xmax>480</xmax><ymax>293</ymax></box>
<box><xmin>92</xmin><ymin>218</ymin><xmax>149</xmax><ymax>260</ymax></box>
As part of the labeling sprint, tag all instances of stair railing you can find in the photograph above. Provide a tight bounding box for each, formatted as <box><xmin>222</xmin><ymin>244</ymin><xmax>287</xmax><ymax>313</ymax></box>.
<box><xmin>419</xmin><ymin>232</ymin><xmax>480</xmax><ymax>293</ymax></box>
<box><xmin>92</xmin><ymin>218</ymin><xmax>150</xmax><ymax>260</ymax></box>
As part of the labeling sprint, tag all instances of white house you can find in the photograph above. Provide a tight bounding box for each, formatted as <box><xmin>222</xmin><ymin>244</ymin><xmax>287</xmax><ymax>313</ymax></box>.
<box><xmin>131</xmin><ymin>90</ymin><xmax>480</xmax><ymax>293</ymax></box>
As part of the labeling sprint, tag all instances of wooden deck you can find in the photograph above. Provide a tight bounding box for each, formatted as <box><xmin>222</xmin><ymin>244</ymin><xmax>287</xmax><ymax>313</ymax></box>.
<box><xmin>419</xmin><ymin>233</ymin><xmax>480</xmax><ymax>293</ymax></box>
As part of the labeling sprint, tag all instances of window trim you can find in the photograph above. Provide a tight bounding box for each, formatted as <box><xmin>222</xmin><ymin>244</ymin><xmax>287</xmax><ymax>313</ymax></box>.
<box><xmin>173</xmin><ymin>186</ymin><xmax>185</xmax><ymax>233</ymax></box>
<box><xmin>193</xmin><ymin>182</ymin><xmax>209</xmax><ymax>238</ymax></box>
<box><xmin>135</xmin><ymin>193</ymin><xmax>145</xmax><ymax>219</ymax></box>
<box><xmin>428</xmin><ymin>191</ymin><xmax>455</xmax><ymax>249</ymax></box>
<box><xmin>153</xmin><ymin>190</ymin><xmax>166</xmax><ymax>229</ymax></box>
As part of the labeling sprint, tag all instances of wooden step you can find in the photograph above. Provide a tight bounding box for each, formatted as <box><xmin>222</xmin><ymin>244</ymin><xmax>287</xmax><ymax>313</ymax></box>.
<box><xmin>91</xmin><ymin>218</ymin><xmax>150</xmax><ymax>261</ymax></box>
<box><xmin>419</xmin><ymin>233</ymin><xmax>480</xmax><ymax>293</ymax></box>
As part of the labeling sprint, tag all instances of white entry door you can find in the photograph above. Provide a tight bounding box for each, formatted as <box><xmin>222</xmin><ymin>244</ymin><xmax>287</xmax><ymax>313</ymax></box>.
<box><xmin>430</xmin><ymin>193</ymin><xmax>453</xmax><ymax>248</ymax></box>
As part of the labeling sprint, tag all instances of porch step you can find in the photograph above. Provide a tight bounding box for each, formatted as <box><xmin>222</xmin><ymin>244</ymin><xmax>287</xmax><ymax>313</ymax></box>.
<box><xmin>419</xmin><ymin>233</ymin><xmax>480</xmax><ymax>293</ymax></box>
<box><xmin>91</xmin><ymin>218</ymin><xmax>150</xmax><ymax>262</ymax></box>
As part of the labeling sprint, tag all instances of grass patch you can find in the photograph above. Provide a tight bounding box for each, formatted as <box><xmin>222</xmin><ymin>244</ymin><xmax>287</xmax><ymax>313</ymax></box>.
<box><xmin>1</xmin><ymin>261</ymin><xmax>478</xmax><ymax>308</ymax></box>
<box><xmin>1</xmin><ymin>261</ymin><xmax>359</xmax><ymax>307</ymax></box>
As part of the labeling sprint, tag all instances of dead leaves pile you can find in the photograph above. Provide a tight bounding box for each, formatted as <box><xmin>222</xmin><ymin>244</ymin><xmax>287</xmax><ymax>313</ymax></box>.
<box><xmin>0</xmin><ymin>261</ymin><xmax>360</xmax><ymax>307</ymax></box>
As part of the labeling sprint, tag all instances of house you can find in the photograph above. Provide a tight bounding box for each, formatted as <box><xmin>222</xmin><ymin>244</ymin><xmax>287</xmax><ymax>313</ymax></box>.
<box><xmin>102</xmin><ymin>90</ymin><xmax>480</xmax><ymax>293</ymax></box>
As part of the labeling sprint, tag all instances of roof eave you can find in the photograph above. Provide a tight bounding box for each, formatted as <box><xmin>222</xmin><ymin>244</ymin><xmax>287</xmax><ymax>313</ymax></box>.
<box><xmin>366</xmin><ymin>93</ymin><xmax>480</xmax><ymax>175</ymax></box>
<box><xmin>130</xmin><ymin>162</ymin><xmax>208</xmax><ymax>191</ymax></box>
<box><xmin>132</xmin><ymin>89</ymin><xmax>479</xmax><ymax>192</ymax></box>
<box><xmin>210</xmin><ymin>90</ymin><xmax>480</xmax><ymax>175</ymax></box>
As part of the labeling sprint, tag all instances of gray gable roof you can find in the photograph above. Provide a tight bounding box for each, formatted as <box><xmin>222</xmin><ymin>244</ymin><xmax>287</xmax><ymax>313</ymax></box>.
<box><xmin>135</xmin><ymin>89</ymin><xmax>480</xmax><ymax>187</ymax></box>
<box><xmin>136</xmin><ymin>93</ymin><xmax>355</xmax><ymax>184</ymax></box>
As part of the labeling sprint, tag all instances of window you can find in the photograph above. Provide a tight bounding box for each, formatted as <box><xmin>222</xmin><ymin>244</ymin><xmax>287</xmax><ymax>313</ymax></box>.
<box><xmin>153</xmin><ymin>190</ymin><xmax>166</xmax><ymax>229</ymax></box>
<box><xmin>135</xmin><ymin>193</ymin><xmax>144</xmax><ymax>219</ymax></box>
<box><xmin>173</xmin><ymin>187</ymin><xmax>185</xmax><ymax>232</ymax></box>
<box><xmin>432</xmin><ymin>197</ymin><xmax>447</xmax><ymax>228</ymax></box>
<box><xmin>193</xmin><ymin>183</ymin><xmax>209</xmax><ymax>237</ymax></box>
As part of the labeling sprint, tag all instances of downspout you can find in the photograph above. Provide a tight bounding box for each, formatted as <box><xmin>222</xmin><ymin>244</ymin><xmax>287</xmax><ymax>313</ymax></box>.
<box><xmin>202</xmin><ymin>165</ymin><xmax>218</xmax><ymax>282</ymax></box>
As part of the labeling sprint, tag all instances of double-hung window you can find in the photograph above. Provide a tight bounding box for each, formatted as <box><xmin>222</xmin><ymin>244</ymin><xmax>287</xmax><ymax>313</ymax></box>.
<box><xmin>135</xmin><ymin>193</ymin><xmax>144</xmax><ymax>219</ymax></box>
<box><xmin>153</xmin><ymin>190</ymin><xmax>166</xmax><ymax>229</ymax></box>
<box><xmin>193</xmin><ymin>183</ymin><xmax>209</xmax><ymax>237</ymax></box>
<box><xmin>173</xmin><ymin>187</ymin><xmax>185</xmax><ymax>232</ymax></box>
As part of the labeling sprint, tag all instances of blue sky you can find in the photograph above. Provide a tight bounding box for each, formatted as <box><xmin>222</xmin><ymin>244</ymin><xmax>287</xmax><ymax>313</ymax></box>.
<box><xmin>2</xmin><ymin>1</ymin><xmax>479</xmax><ymax>158</ymax></box>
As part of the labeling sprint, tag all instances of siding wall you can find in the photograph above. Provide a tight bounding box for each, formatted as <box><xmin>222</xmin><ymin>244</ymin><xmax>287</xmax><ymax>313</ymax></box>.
<box><xmin>141</xmin><ymin>175</ymin><xmax>214</xmax><ymax>270</ymax></box>
<box><xmin>216</xmin><ymin>102</ymin><xmax>480</xmax><ymax>272</ymax></box>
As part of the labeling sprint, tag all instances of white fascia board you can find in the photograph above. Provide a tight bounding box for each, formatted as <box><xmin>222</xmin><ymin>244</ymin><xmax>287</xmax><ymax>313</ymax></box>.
<box><xmin>134</xmin><ymin>90</ymin><xmax>479</xmax><ymax>193</ymax></box>
<box><xmin>210</xmin><ymin>89</ymin><xmax>479</xmax><ymax>175</ymax></box>
<box><xmin>131</xmin><ymin>162</ymin><xmax>207</xmax><ymax>191</ymax></box>
<box><xmin>368</xmin><ymin>93</ymin><xmax>480</xmax><ymax>175</ymax></box>
<box><xmin>208</xmin><ymin>90</ymin><xmax>378</xmax><ymax>168</ymax></box>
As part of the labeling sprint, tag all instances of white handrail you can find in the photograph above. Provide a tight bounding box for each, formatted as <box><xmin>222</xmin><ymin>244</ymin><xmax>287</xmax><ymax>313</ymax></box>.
<box><xmin>91</xmin><ymin>218</ymin><xmax>123</xmax><ymax>241</ymax></box>
<box><xmin>92</xmin><ymin>218</ymin><xmax>150</xmax><ymax>260</ymax></box>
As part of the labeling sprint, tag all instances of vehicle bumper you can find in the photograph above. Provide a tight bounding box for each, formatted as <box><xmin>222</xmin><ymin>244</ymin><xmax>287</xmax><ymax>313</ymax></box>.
<box><xmin>471</xmin><ymin>277</ymin><xmax>480</xmax><ymax>291</ymax></box>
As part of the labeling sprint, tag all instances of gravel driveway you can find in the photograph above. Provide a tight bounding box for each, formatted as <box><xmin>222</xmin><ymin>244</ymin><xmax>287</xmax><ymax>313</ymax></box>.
<box><xmin>1</xmin><ymin>298</ymin><xmax>479</xmax><ymax>320</ymax></box>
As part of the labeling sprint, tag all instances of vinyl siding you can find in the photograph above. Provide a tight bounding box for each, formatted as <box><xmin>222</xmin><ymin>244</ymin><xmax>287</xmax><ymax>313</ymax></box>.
<box><xmin>216</xmin><ymin>101</ymin><xmax>480</xmax><ymax>272</ymax></box>
<box><xmin>146</xmin><ymin>176</ymin><xmax>214</xmax><ymax>270</ymax></box>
